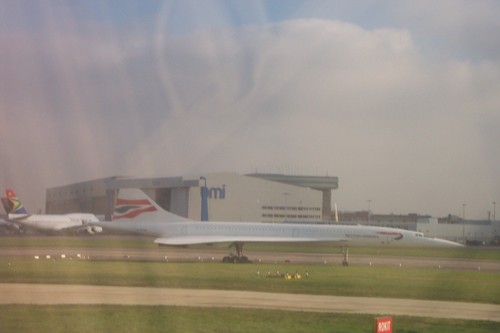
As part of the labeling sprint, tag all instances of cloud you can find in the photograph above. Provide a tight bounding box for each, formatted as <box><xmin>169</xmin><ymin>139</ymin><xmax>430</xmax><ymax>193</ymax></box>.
<box><xmin>0</xmin><ymin>4</ymin><xmax>498</xmax><ymax>218</ymax></box>
<box><xmin>391</xmin><ymin>0</ymin><xmax>500</xmax><ymax>61</ymax></box>
<box><xmin>122</xmin><ymin>19</ymin><xmax>499</xmax><ymax>217</ymax></box>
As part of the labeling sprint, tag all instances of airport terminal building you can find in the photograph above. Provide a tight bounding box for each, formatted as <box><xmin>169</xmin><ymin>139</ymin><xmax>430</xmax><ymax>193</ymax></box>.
<box><xmin>46</xmin><ymin>173</ymin><xmax>339</xmax><ymax>223</ymax></box>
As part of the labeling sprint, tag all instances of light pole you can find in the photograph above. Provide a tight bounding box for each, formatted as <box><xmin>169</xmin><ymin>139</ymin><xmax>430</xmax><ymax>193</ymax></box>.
<box><xmin>200</xmin><ymin>177</ymin><xmax>209</xmax><ymax>221</ymax></box>
<box><xmin>367</xmin><ymin>199</ymin><xmax>372</xmax><ymax>223</ymax></box>
<box><xmin>462</xmin><ymin>203</ymin><xmax>466</xmax><ymax>244</ymax></box>
<box><xmin>494</xmin><ymin>201</ymin><xmax>496</xmax><ymax>221</ymax></box>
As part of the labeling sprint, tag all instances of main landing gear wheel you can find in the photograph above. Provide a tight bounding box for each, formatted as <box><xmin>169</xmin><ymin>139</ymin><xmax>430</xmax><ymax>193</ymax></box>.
<box><xmin>222</xmin><ymin>254</ymin><xmax>251</xmax><ymax>263</ymax></box>
<box><xmin>222</xmin><ymin>242</ymin><xmax>252</xmax><ymax>263</ymax></box>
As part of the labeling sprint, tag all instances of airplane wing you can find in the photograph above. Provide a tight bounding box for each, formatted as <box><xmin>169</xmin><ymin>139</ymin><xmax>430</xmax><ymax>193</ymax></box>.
<box><xmin>0</xmin><ymin>218</ymin><xmax>21</xmax><ymax>231</ymax></box>
<box><xmin>154</xmin><ymin>236</ymin><xmax>348</xmax><ymax>246</ymax></box>
<box><xmin>7</xmin><ymin>213</ymin><xmax>31</xmax><ymax>220</ymax></box>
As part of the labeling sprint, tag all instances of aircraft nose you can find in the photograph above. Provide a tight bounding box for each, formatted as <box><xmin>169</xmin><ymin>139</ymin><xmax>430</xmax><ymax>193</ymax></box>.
<box><xmin>432</xmin><ymin>238</ymin><xmax>464</xmax><ymax>247</ymax></box>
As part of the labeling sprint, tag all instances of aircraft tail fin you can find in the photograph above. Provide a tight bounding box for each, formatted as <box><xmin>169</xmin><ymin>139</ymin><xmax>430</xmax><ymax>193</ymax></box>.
<box><xmin>112</xmin><ymin>188</ymin><xmax>191</xmax><ymax>222</ymax></box>
<box><xmin>5</xmin><ymin>189</ymin><xmax>28</xmax><ymax>214</ymax></box>
<box><xmin>1</xmin><ymin>197</ymin><xmax>12</xmax><ymax>214</ymax></box>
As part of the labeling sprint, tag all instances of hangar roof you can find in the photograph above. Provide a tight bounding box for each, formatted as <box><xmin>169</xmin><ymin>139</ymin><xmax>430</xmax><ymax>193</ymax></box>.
<box><xmin>106</xmin><ymin>176</ymin><xmax>198</xmax><ymax>189</ymax></box>
<box><xmin>247</xmin><ymin>173</ymin><xmax>338</xmax><ymax>190</ymax></box>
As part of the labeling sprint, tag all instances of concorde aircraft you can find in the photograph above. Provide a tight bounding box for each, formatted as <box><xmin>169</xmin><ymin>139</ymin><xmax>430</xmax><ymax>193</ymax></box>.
<box><xmin>93</xmin><ymin>188</ymin><xmax>462</xmax><ymax>264</ymax></box>
<box><xmin>4</xmin><ymin>189</ymin><xmax>102</xmax><ymax>234</ymax></box>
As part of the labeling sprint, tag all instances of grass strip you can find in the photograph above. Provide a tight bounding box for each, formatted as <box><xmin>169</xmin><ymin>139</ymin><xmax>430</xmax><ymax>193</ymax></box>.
<box><xmin>0</xmin><ymin>305</ymin><xmax>497</xmax><ymax>333</ymax></box>
<box><xmin>1</xmin><ymin>235</ymin><xmax>500</xmax><ymax>260</ymax></box>
<box><xmin>1</xmin><ymin>259</ymin><xmax>498</xmax><ymax>304</ymax></box>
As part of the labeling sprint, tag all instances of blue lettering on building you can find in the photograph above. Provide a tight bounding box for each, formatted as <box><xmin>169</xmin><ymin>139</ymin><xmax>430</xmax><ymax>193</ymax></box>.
<box><xmin>207</xmin><ymin>185</ymin><xmax>226</xmax><ymax>199</ymax></box>
<box><xmin>200</xmin><ymin>177</ymin><xmax>226</xmax><ymax>222</ymax></box>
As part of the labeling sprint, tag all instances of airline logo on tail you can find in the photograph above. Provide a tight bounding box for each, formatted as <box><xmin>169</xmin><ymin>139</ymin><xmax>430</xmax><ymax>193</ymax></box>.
<box><xmin>5</xmin><ymin>189</ymin><xmax>28</xmax><ymax>214</ymax></box>
<box><xmin>112</xmin><ymin>197</ymin><xmax>157</xmax><ymax>220</ymax></box>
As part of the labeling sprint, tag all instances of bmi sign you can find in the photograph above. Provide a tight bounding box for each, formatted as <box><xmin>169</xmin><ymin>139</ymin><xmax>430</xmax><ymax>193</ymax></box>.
<box><xmin>373</xmin><ymin>317</ymin><xmax>392</xmax><ymax>333</ymax></box>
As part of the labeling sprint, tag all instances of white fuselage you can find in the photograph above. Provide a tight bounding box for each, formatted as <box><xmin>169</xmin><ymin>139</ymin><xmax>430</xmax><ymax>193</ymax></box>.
<box><xmin>97</xmin><ymin>220</ymin><xmax>461</xmax><ymax>248</ymax></box>
<box><xmin>8</xmin><ymin>213</ymin><xmax>100</xmax><ymax>231</ymax></box>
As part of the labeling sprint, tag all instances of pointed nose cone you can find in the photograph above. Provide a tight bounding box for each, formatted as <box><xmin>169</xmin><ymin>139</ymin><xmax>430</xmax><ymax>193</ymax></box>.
<box><xmin>430</xmin><ymin>237</ymin><xmax>464</xmax><ymax>247</ymax></box>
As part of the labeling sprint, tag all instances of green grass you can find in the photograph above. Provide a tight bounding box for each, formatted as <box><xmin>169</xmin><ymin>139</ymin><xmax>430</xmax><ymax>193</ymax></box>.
<box><xmin>1</xmin><ymin>259</ymin><xmax>499</xmax><ymax>304</ymax></box>
<box><xmin>2</xmin><ymin>235</ymin><xmax>500</xmax><ymax>260</ymax></box>
<box><xmin>245</xmin><ymin>242</ymin><xmax>500</xmax><ymax>260</ymax></box>
<box><xmin>1</xmin><ymin>236</ymin><xmax>499</xmax><ymax>332</ymax></box>
<box><xmin>0</xmin><ymin>305</ymin><xmax>498</xmax><ymax>333</ymax></box>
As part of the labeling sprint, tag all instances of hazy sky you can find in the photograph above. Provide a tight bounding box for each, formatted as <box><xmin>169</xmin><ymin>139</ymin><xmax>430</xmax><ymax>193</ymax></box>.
<box><xmin>1</xmin><ymin>0</ymin><xmax>499</xmax><ymax>219</ymax></box>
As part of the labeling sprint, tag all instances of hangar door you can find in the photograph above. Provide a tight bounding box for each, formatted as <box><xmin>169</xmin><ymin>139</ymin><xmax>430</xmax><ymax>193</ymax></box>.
<box><xmin>155</xmin><ymin>188</ymin><xmax>189</xmax><ymax>218</ymax></box>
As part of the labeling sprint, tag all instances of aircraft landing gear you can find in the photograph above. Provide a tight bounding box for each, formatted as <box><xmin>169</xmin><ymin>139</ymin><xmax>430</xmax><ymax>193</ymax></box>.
<box><xmin>222</xmin><ymin>254</ymin><xmax>251</xmax><ymax>263</ymax></box>
<box><xmin>342</xmin><ymin>246</ymin><xmax>349</xmax><ymax>266</ymax></box>
<box><xmin>222</xmin><ymin>242</ymin><xmax>252</xmax><ymax>263</ymax></box>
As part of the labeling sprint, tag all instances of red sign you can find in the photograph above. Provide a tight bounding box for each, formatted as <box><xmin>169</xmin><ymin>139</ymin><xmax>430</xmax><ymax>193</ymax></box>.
<box><xmin>373</xmin><ymin>317</ymin><xmax>392</xmax><ymax>333</ymax></box>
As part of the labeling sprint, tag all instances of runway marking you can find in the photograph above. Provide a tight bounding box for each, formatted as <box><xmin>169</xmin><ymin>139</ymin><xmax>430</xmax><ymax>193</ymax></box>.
<box><xmin>1</xmin><ymin>283</ymin><xmax>499</xmax><ymax>322</ymax></box>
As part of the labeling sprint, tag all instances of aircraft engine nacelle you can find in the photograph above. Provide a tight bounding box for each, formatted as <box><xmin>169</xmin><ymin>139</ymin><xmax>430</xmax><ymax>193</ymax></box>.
<box><xmin>86</xmin><ymin>226</ymin><xmax>103</xmax><ymax>234</ymax></box>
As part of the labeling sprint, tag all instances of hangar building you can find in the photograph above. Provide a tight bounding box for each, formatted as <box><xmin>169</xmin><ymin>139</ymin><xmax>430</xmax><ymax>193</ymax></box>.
<box><xmin>46</xmin><ymin>172</ymin><xmax>339</xmax><ymax>222</ymax></box>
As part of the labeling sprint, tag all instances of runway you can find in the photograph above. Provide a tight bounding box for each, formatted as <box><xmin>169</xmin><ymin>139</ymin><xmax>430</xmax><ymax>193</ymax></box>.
<box><xmin>1</xmin><ymin>283</ymin><xmax>499</xmax><ymax>322</ymax></box>
<box><xmin>2</xmin><ymin>245</ymin><xmax>499</xmax><ymax>271</ymax></box>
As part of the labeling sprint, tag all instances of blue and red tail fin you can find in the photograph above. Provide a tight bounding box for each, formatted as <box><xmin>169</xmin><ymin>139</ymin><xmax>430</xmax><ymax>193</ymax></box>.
<box><xmin>5</xmin><ymin>189</ymin><xmax>28</xmax><ymax>214</ymax></box>
<box><xmin>112</xmin><ymin>188</ymin><xmax>190</xmax><ymax>222</ymax></box>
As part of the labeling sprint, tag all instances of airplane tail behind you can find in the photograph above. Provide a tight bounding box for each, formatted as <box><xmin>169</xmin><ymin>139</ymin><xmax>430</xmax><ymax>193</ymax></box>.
<box><xmin>1</xmin><ymin>197</ymin><xmax>12</xmax><ymax>214</ymax></box>
<box><xmin>112</xmin><ymin>188</ymin><xmax>191</xmax><ymax>222</ymax></box>
<box><xmin>5</xmin><ymin>189</ymin><xmax>28</xmax><ymax>214</ymax></box>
